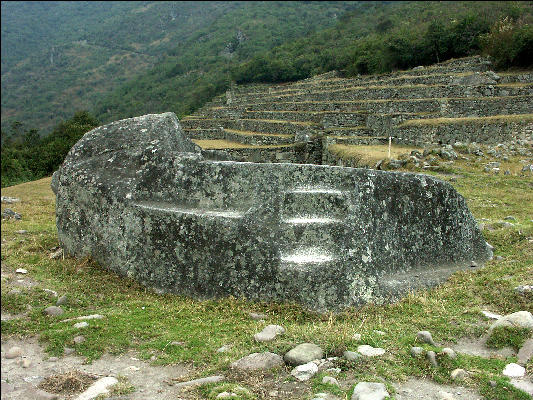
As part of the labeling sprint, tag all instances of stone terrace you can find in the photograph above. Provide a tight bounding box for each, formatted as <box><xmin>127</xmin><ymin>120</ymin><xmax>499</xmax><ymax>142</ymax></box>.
<box><xmin>181</xmin><ymin>56</ymin><xmax>533</xmax><ymax>164</ymax></box>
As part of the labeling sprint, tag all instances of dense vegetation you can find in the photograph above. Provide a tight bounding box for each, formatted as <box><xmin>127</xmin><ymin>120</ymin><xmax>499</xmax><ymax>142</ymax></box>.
<box><xmin>232</xmin><ymin>1</ymin><xmax>533</xmax><ymax>83</ymax></box>
<box><xmin>1</xmin><ymin>112</ymin><xmax>99</xmax><ymax>187</ymax></box>
<box><xmin>1</xmin><ymin>1</ymin><xmax>355</xmax><ymax>134</ymax></box>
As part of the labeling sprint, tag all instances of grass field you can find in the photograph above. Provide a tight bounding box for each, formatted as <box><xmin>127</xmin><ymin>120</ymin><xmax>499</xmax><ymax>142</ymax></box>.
<box><xmin>1</xmin><ymin>156</ymin><xmax>532</xmax><ymax>399</ymax></box>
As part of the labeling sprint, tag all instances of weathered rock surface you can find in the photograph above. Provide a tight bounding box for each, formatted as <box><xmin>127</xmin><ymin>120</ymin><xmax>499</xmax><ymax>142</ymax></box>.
<box><xmin>174</xmin><ymin>375</ymin><xmax>224</xmax><ymax>388</ymax></box>
<box><xmin>231</xmin><ymin>352</ymin><xmax>284</xmax><ymax>371</ymax></box>
<box><xmin>490</xmin><ymin>311</ymin><xmax>533</xmax><ymax>331</ymax></box>
<box><xmin>74</xmin><ymin>376</ymin><xmax>118</xmax><ymax>400</ymax></box>
<box><xmin>53</xmin><ymin>112</ymin><xmax>492</xmax><ymax>311</ymax></box>
<box><xmin>284</xmin><ymin>343</ymin><xmax>323</xmax><ymax>365</ymax></box>
<box><xmin>290</xmin><ymin>362</ymin><xmax>318</xmax><ymax>381</ymax></box>
<box><xmin>357</xmin><ymin>345</ymin><xmax>385</xmax><ymax>357</ymax></box>
<box><xmin>253</xmin><ymin>324</ymin><xmax>285</xmax><ymax>342</ymax></box>
<box><xmin>503</xmin><ymin>363</ymin><xmax>525</xmax><ymax>377</ymax></box>
<box><xmin>43</xmin><ymin>306</ymin><xmax>63</xmax><ymax>316</ymax></box>
<box><xmin>352</xmin><ymin>382</ymin><xmax>389</xmax><ymax>400</ymax></box>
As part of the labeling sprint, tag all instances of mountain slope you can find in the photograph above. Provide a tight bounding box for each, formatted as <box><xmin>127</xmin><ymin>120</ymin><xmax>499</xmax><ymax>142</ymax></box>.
<box><xmin>1</xmin><ymin>1</ymin><xmax>357</xmax><ymax>134</ymax></box>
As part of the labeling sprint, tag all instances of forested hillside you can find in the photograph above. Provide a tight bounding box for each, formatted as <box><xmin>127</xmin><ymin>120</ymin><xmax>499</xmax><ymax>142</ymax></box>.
<box><xmin>1</xmin><ymin>1</ymin><xmax>356</xmax><ymax>134</ymax></box>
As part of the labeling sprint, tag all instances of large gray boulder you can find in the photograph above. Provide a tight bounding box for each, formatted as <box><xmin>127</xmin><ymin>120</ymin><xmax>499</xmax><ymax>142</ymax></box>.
<box><xmin>53</xmin><ymin>112</ymin><xmax>492</xmax><ymax>312</ymax></box>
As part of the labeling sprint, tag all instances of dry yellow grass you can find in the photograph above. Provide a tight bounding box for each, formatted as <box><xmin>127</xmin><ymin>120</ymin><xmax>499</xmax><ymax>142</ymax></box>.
<box><xmin>399</xmin><ymin>113</ymin><xmax>533</xmax><ymax>127</ymax></box>
<box><xmin>191</xmin><ymin>139</ymin><xmax>293</xmax><ymax>149</ymax></box>
<box><xmin>328</xmin><ymin>144</ymin><xmax>421</xmax><ymax>164</ymax></box>
<box><xmin>224</xmin><ymin>128</ymin><xmax>292</xmax><ymax>138</ymax></box>
<box><xmin>240</xmin><ymin>118</ymin><xmax>314</xmax><ymax>126</ymax></box>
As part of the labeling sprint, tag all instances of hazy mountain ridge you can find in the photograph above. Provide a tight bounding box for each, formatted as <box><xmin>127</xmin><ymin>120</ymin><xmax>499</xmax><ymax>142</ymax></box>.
<box><xmin>1</xmin><ymin>1</ymin><xmax>356</xmax><ymax>134</ymax></box>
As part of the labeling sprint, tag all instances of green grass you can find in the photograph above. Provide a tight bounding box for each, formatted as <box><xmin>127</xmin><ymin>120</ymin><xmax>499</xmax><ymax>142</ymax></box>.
<box><xmin>1</xmin><ymin>158</ymin><xmax>532</xmax><ymax>400</ymax></box>
<box><xmin>486</xmin><ymin>327</ymin><xmax>532</xmax><ymax>351</ymax></box>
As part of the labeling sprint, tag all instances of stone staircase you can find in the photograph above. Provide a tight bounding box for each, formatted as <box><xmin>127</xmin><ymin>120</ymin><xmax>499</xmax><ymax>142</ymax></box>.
<box><xmin>278</xmin><ymin>187</ymin><xmax>351</xmax><ymax>271</ymax></box>
<box><xmin>181</xmin><ymin>56</ymin><xmax>533</xmax><ymax>164</ymax></box>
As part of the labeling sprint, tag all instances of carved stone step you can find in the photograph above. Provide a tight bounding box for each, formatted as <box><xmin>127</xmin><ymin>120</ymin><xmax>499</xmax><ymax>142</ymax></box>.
<box><xmin>280</xmin><ymin>247</ymin><xmax>336</xmax><ymax>268</ymax></box>
<box><xmin>133</xmin><ymin>201</ymin><xmax>244</xmax><ymax>220</ymax></box>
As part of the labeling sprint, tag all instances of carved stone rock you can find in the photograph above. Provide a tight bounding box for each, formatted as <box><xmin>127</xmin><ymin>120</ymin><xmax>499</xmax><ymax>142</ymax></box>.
<box><xmin>53</xmin><ymin>112</ymin><xmax>492</xmax><ymax>311</ymax></box>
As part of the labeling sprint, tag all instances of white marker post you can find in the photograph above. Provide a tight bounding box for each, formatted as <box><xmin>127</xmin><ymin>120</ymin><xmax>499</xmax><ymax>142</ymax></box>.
<box><xmin>388</xmin><ymin>136</ymin><xmax>392</xmax><ymax>159</ymax></box>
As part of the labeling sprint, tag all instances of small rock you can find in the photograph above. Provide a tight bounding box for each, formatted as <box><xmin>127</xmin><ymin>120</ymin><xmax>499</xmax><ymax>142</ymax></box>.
<box><xmin>15</xmin><ymin>268</ymin><xmax>28</xmax><ymax>274</ymax></box>
<box><xmin>43</xmin><ymin>289</ymin><xmax>58</xmax><ymax>297</ymax></box>
<box><xmin>74</xmin><ymin>321</ymin><xmax>89</xmax><ymax>329</ymax></box>
<box><xmin>8</xmin><ymin>288</ymin><xmax>21</xmax><ymax>295</ymax></box>
<box><xmin>313</xmin><ymin>393</ymin><xmax>342</xmax><ymax>400</ymax></box>
<box><xmin>470</xmin><ymin>260</ymin><xmax>478</xmax><ymax>268</ymax></box>
<box><xmin>416</xmin><ymin>330</ymin><xmax>436</xmax><ymax>345</ymax></box>
<box><xmin>20</xmin><ymin>358</ymin><xmax>32</xmax><ymax>368</ymax></box>
<box><xmin>56</xmin><ymin>295</ymin><xmax>68</xmax><ymax>305</ymax></box>
<box><xmin>442</xmin><ymin>348</ymin><xmax>457</xmax><ymax>359</ymax></box>
<box><xmin>15</xmin><ymin>230</ymin><xmax>28</xmax><ymax>234</ymax></box>
<box><xmin>450</xmin><ymin>368</ymin><xmax>467</xmax><ymax>381</ymax></box>
<box><xmin>374</xmin><ymin>330</ymin><xmax>386</xmax><ymax>336</ymax></box>
<box><xmin>2</xmin><ymin>208</ymin><xmax>22</xmax><ymax>220</ymax></box>
<box><xmin>517</xmin><ymin>338</ymin><xmax>533</xmax><ymax>365</ymax></box>
<box><xmin>437</xmin><ymin>390</ymin><xmax>456</xmax><ymax>400</ymax></box>
<box><xmin>489</xmin><ymin>380</ymin><xmax>497</xmax><ymax>387</ymax></box>
<box><xmin>47</xmin><ymin>357</ymin><xmax>59</xmax><ymax>362</ymax></box>
<box><xmin>490</xmin><ymin>311</ymin><xmax>533</xmax><ymax>331</ymax></box>
<box><xmin>503</xmin><ymin>363</ymin><xmax>525</xmax><ymax>377</ymax></box>
<box><xmin>284</xmin><ymin>343</ymin><xmax>323</xmax><ymax>366</ymax></box>
<box><xmin>426</xmin><ymin>351</ymin><xmax>438</xmax><ymax>367</ymax></box>
<box><xmin>49</xmin><ymin>248</ymin><xmax>63</xmax><ymax>259</ymax></box>
<box><xmin>344</xmin><ymin>350</ymin><xmax>361</xmax><ymax>361</ymax></box>
<box><xmin>61</xmin><ymin>314</ymin><xmax>104</xmax><ymax>322</ymax></box>
<box><xmin>357</xmin><ymin>345</ymin><xmax>385</xmax><ymax>357</ymax></box>
<box><xmin>75</xmin><ymin>376</ymin><xmax>118</xmax><ymax>400</ymax></box>
<box><xmin>481</xmin><ymin>310</ymin><xmax>502</xmax><ymax>320</ymax></box>
<box><xmin>249</xmin><ymin>312</ymin><xmax>267</xmax><ymax>320</ymax></box>
<box><xmin>291</xmin><ymin>362</ymin><xmax>318</xmax><ymax>381</ymax></box>
<box><xmin>174</xmin><ymin>375</ymin><xmax>224</xmax><ymax>388</ymax></box>
<box><xmin>74</xmin><ymin>335</ymin><xmax>86</xmax><ymax>344</ymax></box>
<box><xmin>410</xmin><ymin>347</ymin><xmax>424</xmax><ymax>357</ymax></box>
<box><xmin>64</xmin><ymin>347</ymin><xmax>75</xmax><ymax>355</ymax></box>
<box><xmin>216</xmin><ymin>391</ymin><xmax>234</xmax><ymax>398</ymax></box>
<box><xmin>351</xmin><ymin>382</ymin><xmax>389</xmax><ymax>400</ymax></box>
<box><xmin>1</xmin><ymin>196</ymin><xmax>20</xmax><ymax>204</ymax></box>
<box><xmin>514</xmin><ymin>285</ymin><xmax>533</xmax><ymax>295</ymax></box>
<box><xmin>231</xmin><ymin>352</ymin><xmax>284</xmax><ymax>371</ymax></box>
<box><xmin>509</xmin><ymin>378</ymin><xmax>533</xmax><ymax>396</ymax></box>
<box><xmin>504</xmin><ymin>216</ymin><xmax>516</xmax><ymax>221</ymax></box>
<box><xmin>322</xmin><ymin>376</ymin><xmax>339</xmax><ymax>386</ymax></box>
<box><xmin>254</xmin><ymin>324</ymin><xmax>285</xmax><ymax>342</ymax></box>
<box><xmin>353</xmin><ymin>333</ymin><xmax>362</xmax><ymax>341</ymax></box>
<box><xmin>5</xmin><ymin>346</ymin><xmax>23</xmax><ymax>359</ymax></box>
<box><xmin>43</xmin><ymin>306</ymin><xmax>64</xmax><ymax>316</ymax></box>
<box><xmin>216</xmin><ymin>344</ymin><xmax>231</xmax><ymax>353</ymax></box>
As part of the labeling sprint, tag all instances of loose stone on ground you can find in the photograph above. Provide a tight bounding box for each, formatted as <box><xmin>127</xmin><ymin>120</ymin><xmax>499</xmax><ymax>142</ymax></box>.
<box><xmin>74</xmin><ymin>376</ymin><xmax>118</xmax><ymax>400</ymax></box>
<box><xmin>253</xmin><ymin>324</ymin><xmax>285</xmax><ymax>342</ymax></box>
<box><xmin>290</xmin><ymin>362</ymin><xmax>318</xmax><ymax>381</ymax></box>
<box><xmin>351</xmin><ymin>382</ymin><xmax>389</xmax><ymax>400</ymax></box>
<box><xmin>43</xmin><ymin>306</ymin><xmax>63</xmax><ymax>317</ymax></box>
<box><xmin>231</xmin><ymin>352</ymin><xmax>284</xmax><ymax>371</ymax></box>
<box><xmin>284</xmin><ymin>343</ymin><xmax>323</xmax><ymax>365</ymax></box>
<box><xmin>357</xmin><ymin>345</ymin><xmax>385</xmax><ymax>357</ymax></box>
